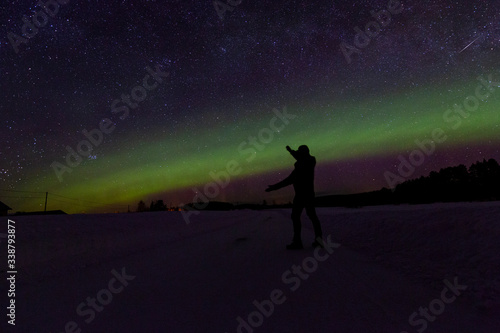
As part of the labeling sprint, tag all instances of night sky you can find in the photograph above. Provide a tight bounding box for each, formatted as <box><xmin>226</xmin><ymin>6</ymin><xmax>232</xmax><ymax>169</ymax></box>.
<box><xmin>1</xmin><ymin>0</ymin><xmax>500</xmax><ymax>213</ymax></box>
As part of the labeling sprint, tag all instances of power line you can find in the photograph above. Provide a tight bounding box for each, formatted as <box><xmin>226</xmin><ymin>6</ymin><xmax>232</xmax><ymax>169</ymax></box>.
<box><xmin>0</xmin><ymin>195</ymin><xmax>45</xmax><ymax>199</ymax></box>
<box><xmin>1</xmin><ymin>189</ymin><xmax>130</xmax><ymax>211</ymax></box>
<box><xmin>49</xmin><ymin>197</ymin><xmax>108</xmax><ymax>209</ymax></box>
<box><xmin>49</xmin><ymin>192</ymin><xmax>129</xmax><ymax>207</ymax></box>
<box><xmin>0</xmin><ymin>189</ymin><xmax>46</xmax><ymax>194</ymax></box>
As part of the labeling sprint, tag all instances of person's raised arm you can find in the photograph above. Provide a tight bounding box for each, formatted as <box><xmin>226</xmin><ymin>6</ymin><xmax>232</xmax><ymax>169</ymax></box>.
<box><xmin>286</xmin><ymin>145</ymin><xmax>300</xmax><ymax>160</ymax></box>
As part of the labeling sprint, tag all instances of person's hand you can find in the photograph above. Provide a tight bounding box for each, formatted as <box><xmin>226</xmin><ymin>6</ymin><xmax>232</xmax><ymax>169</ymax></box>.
<box><xmin>265</xmin><ymin>185</ymin><xmax>276</xmax><ymax>192</ymax></box>
<box><xmin>286</xmin><ymin>145</ymin><xmax>292</xmax><ymax>151</ymax></box>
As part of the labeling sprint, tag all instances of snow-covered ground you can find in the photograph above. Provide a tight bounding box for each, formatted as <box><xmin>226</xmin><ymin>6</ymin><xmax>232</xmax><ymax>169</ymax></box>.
<box><xmin>1</xmin><ymin>202</ymin><xmax>500</xmax><ymax>332</ymax></box>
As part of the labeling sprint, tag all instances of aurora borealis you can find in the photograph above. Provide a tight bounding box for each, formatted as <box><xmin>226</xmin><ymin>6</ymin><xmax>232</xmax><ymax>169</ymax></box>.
<box><xmin>1</xmin><ymin>1</ymin><xmax>500</xmax><ymax>213</ymax></box>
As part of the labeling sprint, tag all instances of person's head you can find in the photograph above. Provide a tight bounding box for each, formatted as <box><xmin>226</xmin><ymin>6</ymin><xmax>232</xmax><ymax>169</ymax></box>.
<box><xmin>298</xmin><ymin>145</ymin><xmax>310</xmax><ymax>156</ymax></box>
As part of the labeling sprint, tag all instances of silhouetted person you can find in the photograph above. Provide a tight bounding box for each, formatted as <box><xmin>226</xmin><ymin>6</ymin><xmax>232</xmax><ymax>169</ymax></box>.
<box><xmin>265</xmin><ymin>145</ymin><xmax>323</xmax><ymax>249</ymax></box>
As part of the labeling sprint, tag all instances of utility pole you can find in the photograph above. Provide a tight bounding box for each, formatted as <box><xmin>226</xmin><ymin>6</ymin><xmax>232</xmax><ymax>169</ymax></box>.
<box><xmin>44</xmin><ymin>192</ymin><xmax>48</xmax><ymax>212</ymax></box>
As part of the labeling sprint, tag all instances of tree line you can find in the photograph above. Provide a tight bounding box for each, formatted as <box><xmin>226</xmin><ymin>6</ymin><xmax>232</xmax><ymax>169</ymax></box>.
<box><xmin>394</xmin><ymin>158</ymin><xmax>500</xmax><ymax>203</ymax></box>
<box><xmin>136</xmin><ymin>158</ymin><xmax>500</xmax><ymax>211</ymax></box>
<box><xmin>136</xmin><ymin>200</ymin><xmax>171</xmax><ymax>212</ymax></box>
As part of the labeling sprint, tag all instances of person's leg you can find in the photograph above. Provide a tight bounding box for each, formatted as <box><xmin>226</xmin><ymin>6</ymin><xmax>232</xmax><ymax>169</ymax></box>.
<box><xmin>305</xmin><ymin>197</ymin><xmax>322</xmax><ymax>239</ymax></box>
<box><xmin>291</xmin><ymin>196</ymin><xmax>305</xmax><ymax>244</ymax></box>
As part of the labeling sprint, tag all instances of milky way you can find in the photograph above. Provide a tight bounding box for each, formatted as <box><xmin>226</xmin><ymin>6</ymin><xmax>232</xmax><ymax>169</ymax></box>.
<box><xmin>1</xmin><ymin>0</ymin><xmax>500</xmax><ymax>213</ymax></box>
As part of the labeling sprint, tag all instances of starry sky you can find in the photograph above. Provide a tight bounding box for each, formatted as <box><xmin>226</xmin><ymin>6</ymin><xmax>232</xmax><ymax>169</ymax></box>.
<box><xmin>1</xmin><ymin>0</ymin><xmax>500</xmax><ymax>213</ymax></box>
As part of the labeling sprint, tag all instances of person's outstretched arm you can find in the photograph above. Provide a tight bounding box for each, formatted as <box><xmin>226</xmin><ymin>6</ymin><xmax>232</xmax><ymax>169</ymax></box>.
<box><xmin>265</xmin><ymin>170</ymin><xmax>295</xmax><ymax>192</ymax></box>
<box><xmin>286</xmin><ymin>145</ymin><xmax>300</xmax><ymax>160</ymax></box>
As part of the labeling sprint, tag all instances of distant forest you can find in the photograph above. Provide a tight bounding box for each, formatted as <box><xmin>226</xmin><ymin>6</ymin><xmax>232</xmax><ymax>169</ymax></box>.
<box><xmin>392</xmin><ymin>158</ymin><xmax>500</xmax><ymax>203</ymax></box>
<box><xmin>137</xmin><ymin>158</ymin><xmax>500</xmax><ymax>211</ymax></box>
<box><xmin>317</xmin><ymin>158</ymin><xmax>500</xmax><ymax>207</ymax></box>
<box><xmin>137</xmin><ymin>199</ymin><xmax>174</xmax><ymax>212</ymax></box>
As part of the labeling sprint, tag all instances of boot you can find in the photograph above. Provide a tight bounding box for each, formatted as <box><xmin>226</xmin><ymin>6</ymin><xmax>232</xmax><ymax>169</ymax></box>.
<box><xmin>312</xmin><ymin>236</ymin><xmax>324</xmax><ymax>248</ymax></box>
<box><xmin>286</xmin><ymin>240</ymin><xmax>303</xmax><ymax>250</ymax></box>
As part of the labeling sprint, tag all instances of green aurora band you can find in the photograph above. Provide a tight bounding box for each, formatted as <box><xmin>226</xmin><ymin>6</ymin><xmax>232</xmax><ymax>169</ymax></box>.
<box><xmin>16</xmin><ymin>74</ymin><xmax>500</xmax><ymax>213</ymax></box>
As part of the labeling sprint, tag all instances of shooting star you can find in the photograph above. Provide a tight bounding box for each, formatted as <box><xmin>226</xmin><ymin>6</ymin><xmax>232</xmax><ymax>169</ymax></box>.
<box><xmin>458</xmin><ymin>36</ymin><xmax>481</xmax><ymax>54</ymax></box>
